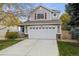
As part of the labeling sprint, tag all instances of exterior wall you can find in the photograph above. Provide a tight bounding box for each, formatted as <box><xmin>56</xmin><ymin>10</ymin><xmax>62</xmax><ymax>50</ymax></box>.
<box><xmin>29</xmin><ymin>7</ymin><xmax>60</xmax><ymax>21</ymax></box>
<box><xmin>55</xmin><ymin>24</ymin><xmax>62</xmax><ymax>39</ymax></box>
<box><xmin>0</xmin><ymin>26</ymin><xmax>18</xmax><ymax>39</ymax></box>
<box><xmin>57</xmin><ymin>25</ymin><xmax>62</xmax><ymax>34</ymax></box>
<box><xmin>59</xmin><ymin>25</ymin><xmax>62</xmax><ymax>34</ymax></box>
<box><xmin>8</xmin><ymin>26</ymin><xmax>18</xmax><ymax>32</ymax></box>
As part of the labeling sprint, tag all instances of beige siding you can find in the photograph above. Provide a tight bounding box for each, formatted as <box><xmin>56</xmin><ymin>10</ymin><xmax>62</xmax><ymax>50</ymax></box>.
<box><xmin>51</xmin><ymin>12</ymin><xmax>60</xmax><ymax>19</ymax></box>
<box><xmin>29</xmin><ymin>7</ymin><xmax>60</xmax><ymax>21</ymax></box>
<box><xmin>29</xmin><ymin>7</ymin><xmax>51</xmax><ymax>21</ymax></box>
<box><xmin>0</xmin><ymin>26</ymin><xmax>18</xmax><ymax>39</ymax></box>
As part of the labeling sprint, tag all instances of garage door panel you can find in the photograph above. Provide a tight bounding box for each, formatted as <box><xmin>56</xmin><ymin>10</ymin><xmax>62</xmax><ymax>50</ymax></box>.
<box><xmin>28</xmin><ymin>26</ymin><xmax>57</xmax><ymax>39</ymax></box>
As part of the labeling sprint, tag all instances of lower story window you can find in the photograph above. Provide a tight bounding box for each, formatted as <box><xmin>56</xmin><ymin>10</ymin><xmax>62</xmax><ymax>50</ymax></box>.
<box><xmin>30</xmin><ymin>26</ymin><xmax>57</xmax><ymax>30</ymax></box>
<box><xmin>53</xmin><ymin>27</ymin><xmax>55</xmax><ymax>29</ymax></box>
<box><xmin>46</xmin><ymin>27</ymin><xmax>48</xmax><ymax>29</ymax></box>
<box><xmin>39</xmin><ymin>27</ymin><xmax>41</xmax><ymax>29</ymax></box>
<box><xmin>36</xmin><ymin>27</ymin><xmax>38</xmax><ymax>29</ymax></box>
<box><xmin>49</xmin><ymin>27</ymin><xmax>51</xmax><ymax>29</ymax></box>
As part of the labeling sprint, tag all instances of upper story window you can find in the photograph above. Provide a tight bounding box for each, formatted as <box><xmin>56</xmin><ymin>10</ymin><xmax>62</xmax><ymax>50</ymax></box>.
<box><xmin>37</xmin><ymin>14</ymin><xmax>44</xmax><ymax>19</ymax></box>
<box><xmin>54</xmin><ymin>13</ymin><xmax>56</xmax><ymax>16</ymax></box>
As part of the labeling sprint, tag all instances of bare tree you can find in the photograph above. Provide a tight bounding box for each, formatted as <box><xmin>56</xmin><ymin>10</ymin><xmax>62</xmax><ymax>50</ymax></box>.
<box><xmin>0</xmin><ymin>3</ymin><xmax>34</xmax><ymax>30</ymax></box>
<box><xmin>4</xmin><ymin>3</ymin><xmax>34</xmax><ymax>20</ymax></box>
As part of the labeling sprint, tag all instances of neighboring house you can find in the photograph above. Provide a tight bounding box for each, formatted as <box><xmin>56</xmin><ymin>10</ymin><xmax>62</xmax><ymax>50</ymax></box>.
<box><xmin>19</xmin><ymin>6</ymin><xmax>61</xmax><ymax>39</ymax></box>
<box><xmin>0</xmin><ymin>25</ymin><xmax>18</xmax><ymax>39</ymax></box>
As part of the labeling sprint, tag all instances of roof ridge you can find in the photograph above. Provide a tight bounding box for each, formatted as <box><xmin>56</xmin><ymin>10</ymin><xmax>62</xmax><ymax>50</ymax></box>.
<box><xmin>32</xmin><ymin>5</ymin><xmax>60</xmax><ymax>13</ymax></box>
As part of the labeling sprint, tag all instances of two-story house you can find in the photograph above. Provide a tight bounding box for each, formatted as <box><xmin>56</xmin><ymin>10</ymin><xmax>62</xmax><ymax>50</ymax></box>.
<box><xmin>19</xmin><ymin>6</ymin><xmax>61</xmax><ymax>39</ymax></box>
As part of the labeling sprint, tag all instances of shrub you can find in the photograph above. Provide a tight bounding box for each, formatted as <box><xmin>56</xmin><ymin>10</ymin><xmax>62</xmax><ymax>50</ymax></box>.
<box><xmin>62</xmin><ymin>31</ymin><xmax>71</xmax><ymax>39</ymax></box>
<box><xmin>25</xmin><ymin>34</ymin><xmax>28</xmax><ymax>37</ymax></box>
<box><xmin>5</xmin><ymin>32</ymin><xmax>19</xmax><ymax>39</ymax></box>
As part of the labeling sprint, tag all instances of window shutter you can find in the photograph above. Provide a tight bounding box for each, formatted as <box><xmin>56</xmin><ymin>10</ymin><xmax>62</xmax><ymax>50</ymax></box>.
<box><xmin>45</xmin><ymin>13</ymin><xmax>47</xmax><ymax>19</ymax></box>
<box><xmin>35</xmin><ymin>13</ymin><xmax>36</xmax><ymax>20</ymax></box>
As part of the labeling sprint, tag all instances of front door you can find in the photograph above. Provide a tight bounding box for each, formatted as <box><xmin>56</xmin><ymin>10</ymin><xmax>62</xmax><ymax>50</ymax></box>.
<box><xmin>21</xmin><ymin>26</ymin><xmax>24</xmax><ymax>33</ymax></box>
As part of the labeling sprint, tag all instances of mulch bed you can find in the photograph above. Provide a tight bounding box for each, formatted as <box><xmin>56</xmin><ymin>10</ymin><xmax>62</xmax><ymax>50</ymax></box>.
<box><xmin>58</xmin><ymin>39</ymin><xmax>79</xmax><ymax>43</ymax></box>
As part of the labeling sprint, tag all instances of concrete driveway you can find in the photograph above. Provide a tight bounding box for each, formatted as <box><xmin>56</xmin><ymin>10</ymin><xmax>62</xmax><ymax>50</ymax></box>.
<box><xmin>0</xmin><ymin>39</ymin><xmax>59</xmax><ymax>56</ymax></box>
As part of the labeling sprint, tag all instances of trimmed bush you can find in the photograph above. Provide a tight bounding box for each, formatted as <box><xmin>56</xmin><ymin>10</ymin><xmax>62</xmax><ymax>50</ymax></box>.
<box><xmin>5</xmin><ymin>32</ymin><xmax>19</xmax><ymax>39</ymax></box>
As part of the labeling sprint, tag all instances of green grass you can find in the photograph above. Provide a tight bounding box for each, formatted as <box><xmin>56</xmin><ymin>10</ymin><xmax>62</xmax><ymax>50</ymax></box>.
<box><xmin>57</xmin><ymin>41</ymin><xmax>79</xmax><ymax>56</ymax></box>
<box><xmin>0</xmin><ymin>40</ymin><xmax>21</xmax><ymax>50</ymax></box>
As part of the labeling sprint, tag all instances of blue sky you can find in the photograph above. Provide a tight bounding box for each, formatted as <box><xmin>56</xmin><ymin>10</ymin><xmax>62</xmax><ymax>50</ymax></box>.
<box><xmin>3</xmin><ymin>3</ymin><xmax>66</xmax><ymax>13</ymax></box>
<box><xmin>33</xmin><ymin>3</ymin><xmax>66</xmax><ymax>13</ymax></box>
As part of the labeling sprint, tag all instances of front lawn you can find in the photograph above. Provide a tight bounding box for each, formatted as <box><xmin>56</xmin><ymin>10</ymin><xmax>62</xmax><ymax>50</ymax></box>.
<box><xmin>57</xmin><ymin>41</ymin><xmax>79</xmax><ymax>56</ymax></box>
<box><xmin>0</xmin><ymin>40</ymin><xmax>21</xmax><ymax>50</ymax></box>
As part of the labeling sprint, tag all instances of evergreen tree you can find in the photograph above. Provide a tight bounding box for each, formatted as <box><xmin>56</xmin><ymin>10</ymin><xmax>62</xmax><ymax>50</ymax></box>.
<box><xmin>65</xmin><ymin>3</ymin><xmax>79</xmax><ymax>26</ymax></box>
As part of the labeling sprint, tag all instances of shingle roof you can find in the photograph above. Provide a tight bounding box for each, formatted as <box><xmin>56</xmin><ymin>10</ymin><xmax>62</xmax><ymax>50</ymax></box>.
<box><xmin>19</xmin><ymin>20</ymin><xmax>61</xmax><ymax>26</ymax></box>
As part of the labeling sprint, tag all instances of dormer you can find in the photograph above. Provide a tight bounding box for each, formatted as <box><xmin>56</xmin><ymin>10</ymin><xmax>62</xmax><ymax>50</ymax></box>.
<box><xmin>29</xmin><ymin>6</ymin><xmax>60</xmax><ymax>21</ymax></box>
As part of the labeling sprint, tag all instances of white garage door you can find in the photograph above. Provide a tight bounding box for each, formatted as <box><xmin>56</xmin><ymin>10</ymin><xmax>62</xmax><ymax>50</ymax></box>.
<box><xmin>28</xmin><ymin>26</ymin><xmax>57</xmax><ymax>39</ymax></box>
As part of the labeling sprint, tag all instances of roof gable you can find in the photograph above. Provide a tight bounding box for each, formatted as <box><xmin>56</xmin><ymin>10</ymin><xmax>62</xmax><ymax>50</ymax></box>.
<box><xmin>31</xmin><ymin>5</ymin><xmax>60</xmax><ymax>13</ymax></box>
<box><xmin>34</xmin><ymin>6</ymin><xmax>52</xmax><ymax>12</ymax></box>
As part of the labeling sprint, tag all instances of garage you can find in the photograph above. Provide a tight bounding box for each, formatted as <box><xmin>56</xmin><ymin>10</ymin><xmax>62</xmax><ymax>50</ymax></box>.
<box><xmin>28</xmin><ymin>25</ymin><xmax>57</xmax><ymax>39</ymax></box>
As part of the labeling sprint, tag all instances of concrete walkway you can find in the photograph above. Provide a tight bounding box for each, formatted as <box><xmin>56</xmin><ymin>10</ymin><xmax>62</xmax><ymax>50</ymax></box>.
<box><xmin>0</xmin><ymin>39</ymin><xmax>59</xmax><ymax>56</ymax></box>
